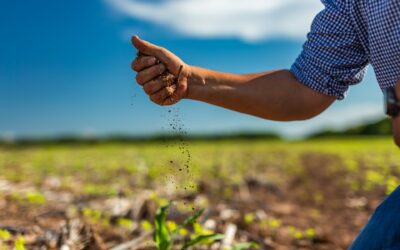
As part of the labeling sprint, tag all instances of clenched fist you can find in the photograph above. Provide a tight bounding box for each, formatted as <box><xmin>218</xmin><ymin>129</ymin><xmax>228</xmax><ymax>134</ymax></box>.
<box><xmin>131</xmin><ymin>36</ymin><xmax>191</xmax><ymax>106</ymax></box>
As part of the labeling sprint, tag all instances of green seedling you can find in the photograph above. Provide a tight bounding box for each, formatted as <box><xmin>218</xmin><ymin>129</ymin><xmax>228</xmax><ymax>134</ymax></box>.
<box><xmin>287</xmin><ymin>226</ymin><xmax>316</xmax><ymax>241</ymax></box>
<box><xmin>305</xmin><ymin>228</ymin><xmax>316</xmax><ymax>239</ymax></box>
<box><xmin>154</xmin><ymin>203</ymin><xmax>223</xmax><ymax>250</ymax></box>
<box><xmin>232</xmin><ymin>242</ymin><xmax>259</xmax><ymax>250</ymax></box>
<box><xmin>10</xmin><ymin>191</ymin><xmax>46</xmax><ymax>205</ymax></box>
<box><xmin>141</xmin><ymin>220</ymin><xmax>153</xmax><ymax>232</ymax></box>
<box><xmin>244</xmin><ymin>213</ymin><xmax>255</xmax><ymax>224</ymax></box>
<box><xmin>26</xmin><ymin>192</ymin><xmax>46</xmax><ymax>205</ymax></box>
<box><xmin>14</xmin><ymin>237</ymin><xmax>26</xmax><ymax>250</ymax></box>
<box><xmin>287</xmin><ymin>226</ymin><xmax>303</xmax><ymax>239</ymax></box>
<box><xmin>82</xmin><ymin>207</ymin><xmax>104</xmax><ymax>224</ymax></box>
<box><xmin>0</xmin><ymin>230</ymin><xmax>11</xmax><ymax>241</ymax></box>
<box><xmin>117</xmin><ymin>218</ymin><xmax>135</xmax><ymax>230</ymax></box>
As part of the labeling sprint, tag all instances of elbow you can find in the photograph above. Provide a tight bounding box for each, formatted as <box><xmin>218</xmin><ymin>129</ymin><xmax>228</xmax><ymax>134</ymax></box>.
<box><xmin>274</xmin><ymin>109</ymin><xmax>327</xmax><ymax>122</ymax></box>
<box><xmin>276</xmin><ymin>115</ymin><xmax>318</xmax><ymax>122</ymax></box>
<box><xmin>274</xmin><ymin>91</ymin><xmax>335</xmax><ymax>122</ymax></box>
<box><xmin>266</xmin><ymin>112</ymin><xmax>322</xmax><ymax>122</ymax></box>
<box><xmin>293</xmin><ymin>111</ymin><xmax>323</xmax><ymax>121</ymax></box>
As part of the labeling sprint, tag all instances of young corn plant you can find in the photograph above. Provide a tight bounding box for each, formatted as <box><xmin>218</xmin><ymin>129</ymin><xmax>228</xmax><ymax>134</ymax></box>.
<box><xmin>232</xmin><ymin>242</ymin><xmax>259</xmax><ymax>250</ymax></box>
<box><xmin>154</xmin><ymin>204</ymin><xmax>224</xmax><ymax>250</ymax></box>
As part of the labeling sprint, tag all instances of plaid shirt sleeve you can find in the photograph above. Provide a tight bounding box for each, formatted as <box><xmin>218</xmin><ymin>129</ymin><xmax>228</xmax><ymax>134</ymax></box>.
<box><xmin>290</xmin><ymin>0</ymin><xmax>369</xmax><ymax>100</ymax></box>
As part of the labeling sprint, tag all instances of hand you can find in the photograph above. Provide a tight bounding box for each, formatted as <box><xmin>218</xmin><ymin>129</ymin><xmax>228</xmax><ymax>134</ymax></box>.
<box><xmin>131</xmin><ymin>36</ymin><xmax>191</xmax><ymax>106</ymax></box>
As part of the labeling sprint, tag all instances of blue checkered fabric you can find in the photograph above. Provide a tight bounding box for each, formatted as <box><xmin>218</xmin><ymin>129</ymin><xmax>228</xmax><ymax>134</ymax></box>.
<box><xmin>290</xmin><ymin>0</ymin><xmax>400</xmax><ymax>100</ymax></box>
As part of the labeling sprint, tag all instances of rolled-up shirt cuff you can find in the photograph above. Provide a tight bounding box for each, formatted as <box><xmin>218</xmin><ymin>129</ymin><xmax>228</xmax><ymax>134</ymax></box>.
<box><xmin>290</xmin><ymin>59</ymin><xmax>349</xmax><ymax>100</ymax></box>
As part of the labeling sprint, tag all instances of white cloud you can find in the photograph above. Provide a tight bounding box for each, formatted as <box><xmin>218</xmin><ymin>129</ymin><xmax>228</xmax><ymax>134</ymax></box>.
<box><xmin>105</xmin><ymin>0</ymin><xmax>324</xmax><ymax>41</ymax></box>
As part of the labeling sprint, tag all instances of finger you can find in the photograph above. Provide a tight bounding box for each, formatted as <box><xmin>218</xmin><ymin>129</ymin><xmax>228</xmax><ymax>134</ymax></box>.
<box><xmin>150</xmin><ymin>85</ymin><xmax>176</xmax><ymax>104</ymax></box>
<box><xmin>143</xmin><ymin>77</ymin><xmax>170</xmax><ymax>95</ymax></box>
<box><xmin>131</xmin><ymin>36</ymin><xmax>182</xmax><ymax>74</ymax></box>
<box><xmin>135</xmin><ymin>64</ymin><xmax>166</xmax><ymax>85</ymax></box>
<box><xmin>132</xmin><ymin>56</ymin><xmax>158</xmax><ymax>72</ymax></box>
<box><xmin>131</xmin><ymin>36</ymin><xmax>162</xmax><ymax>57</ymax></box>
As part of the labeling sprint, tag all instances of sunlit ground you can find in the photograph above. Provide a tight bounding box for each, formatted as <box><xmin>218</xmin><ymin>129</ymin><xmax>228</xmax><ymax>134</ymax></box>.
<box><xmin>0</xmin><ymin>138</ymin><xmax>398</xmax><ymax>249</ymax></box>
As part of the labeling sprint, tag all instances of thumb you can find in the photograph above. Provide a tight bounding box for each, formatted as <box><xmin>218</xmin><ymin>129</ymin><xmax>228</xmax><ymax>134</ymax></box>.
<box><xmin>131</xmin><ymin>36</ymin><xmax>159</xmax><ymax>56</ymax></box>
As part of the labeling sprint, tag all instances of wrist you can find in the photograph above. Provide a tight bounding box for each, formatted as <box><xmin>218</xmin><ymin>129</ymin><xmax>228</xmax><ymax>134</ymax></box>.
<box><xmin>187</xmin><ymin>66</ymin><xmax>206</xmax><ymax>86</ymax></box>
<box><xmin>185</xmin><ymin>65</ymin><xmax>207</xmax><ymax>100</ymax></box>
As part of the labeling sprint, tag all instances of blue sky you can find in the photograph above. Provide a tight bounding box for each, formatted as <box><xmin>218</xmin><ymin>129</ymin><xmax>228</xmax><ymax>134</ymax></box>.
<box><xmin>0</xmin><ymin>0</ymin><xmax>385</xmax><ymax>139</ymax></box>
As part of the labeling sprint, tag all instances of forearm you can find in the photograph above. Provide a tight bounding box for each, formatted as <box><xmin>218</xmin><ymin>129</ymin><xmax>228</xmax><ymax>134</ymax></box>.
<box><xmin>131</xmin><ymin>36</ymin><xmax>335</xmax><ymax>121</ymax></box>
<box><xmin>186</xmin><ymin>66</ymin><xmax>335</xmax><ymax>121</ymax></box>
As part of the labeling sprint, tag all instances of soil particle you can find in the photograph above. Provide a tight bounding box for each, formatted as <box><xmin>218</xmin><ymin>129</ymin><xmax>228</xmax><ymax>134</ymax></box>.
<box><xmin>167</xmin><ymin>107</ymin><xmax>192</xmax><ymax>180</ymax></box>
<box><xmin>136</xmin><ymin>52</ymin><xmax>194</xmax><ymax>208</ymax></box>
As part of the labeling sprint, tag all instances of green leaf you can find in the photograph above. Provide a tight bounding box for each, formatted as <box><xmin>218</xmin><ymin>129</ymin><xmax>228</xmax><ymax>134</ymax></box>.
<box><xmin>15</xmin><ymin>237</ymin><xmax>27</xmax><ymax>250</ymax></box>
<box><xmin>181</xmin><ymin>209</ymin><xmax>205</xmax><ymax>228</ymax></box>
<box><xmin>154</xmin><ymin>204</ymin><xmax>171</xmax><ymax>250</ymax></box>
<box><xmin>171</xmin><ymin>209</ymin><xmax>205</xmax><ymax>244</ymax></box>
<box><xmin>0</xmin><ymin>229</ymin><xmax>11</xmax><ymax>241</ymax></box>
<box><xmin>180</xmin><ymin>234</ymin><xmax>224</xmax><ymax>250</ymax></box>
<box><xmin>232</xmin><ymin>242</ymin><xmax>259</xmax><ymax>250</ymax></box>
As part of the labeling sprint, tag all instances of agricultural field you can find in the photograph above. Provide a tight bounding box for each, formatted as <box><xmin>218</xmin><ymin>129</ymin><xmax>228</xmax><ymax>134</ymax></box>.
<box><xmin>0</xmin><ymin>138</ymin><xmax>399</xmax><ymax>250</ymax></box>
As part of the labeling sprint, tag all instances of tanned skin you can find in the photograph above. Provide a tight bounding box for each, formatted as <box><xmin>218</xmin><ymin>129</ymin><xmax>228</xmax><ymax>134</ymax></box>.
<box><xmin>131</xmin><ymin>36</ymin><xmax>400</xmax><ymax>148</ymax></box>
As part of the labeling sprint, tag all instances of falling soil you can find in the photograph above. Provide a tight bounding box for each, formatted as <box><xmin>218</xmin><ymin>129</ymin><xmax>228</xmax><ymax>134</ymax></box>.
<box><xmin>167</xmin><ymin>107</ymin><xmax>193</xmax><ymax>188</ymax></box>
<box><xmin>136</xmin><ymin>52</ymin><xmax>194</xmax><ymax>208</ymax></box>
